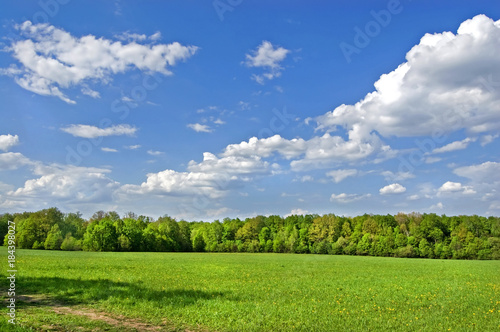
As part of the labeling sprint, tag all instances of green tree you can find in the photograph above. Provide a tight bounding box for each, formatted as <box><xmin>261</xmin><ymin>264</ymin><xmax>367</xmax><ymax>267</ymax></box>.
<box><xmin>418</xmin><ymin>238</ymin><xmax>432</xmax><ymax>258</ymax></box>
<box><xmin>83</xmin><ymin>218</ymin><xmax>118</xmax><ymax>251</ymax></box>
<box><xmin>192</xmin><ymin>230</ymin><xmax>206</xmax><ymax>252</ymax></box>
<box><xmin>60</xmin><ymin>233</ymin><xmax>81</xmax><ymax>251</ymax></box>
<box><xmin>0</xmin><ymin>213</ymin><xmax>14</xmax><ymax>244</ymax></box>
<box><xmin>44</xmin><ymin>224</ymin><xmax>63</xmax><ymax>250</ymax></box>
<box><xmin>259</xmin><ymin>227</ymin><xmax>271</xmax><ymax>247</ymax></box>
<box><xmin>356</xmin><ymin>234</ymin><xmax>372</xmax><ymax>255</ymax></box>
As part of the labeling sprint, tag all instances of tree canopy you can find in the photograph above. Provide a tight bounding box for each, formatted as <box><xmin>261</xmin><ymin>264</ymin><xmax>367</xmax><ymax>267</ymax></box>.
<box><xmin>2</xmin><ymin>208</ymin><xmax>499</xmax><ymax>260</ymax></box>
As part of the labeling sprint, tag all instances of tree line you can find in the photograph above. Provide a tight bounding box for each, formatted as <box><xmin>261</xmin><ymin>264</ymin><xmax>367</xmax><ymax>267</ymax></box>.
<box><xmin>1</xmin><ymin>208</ymin><xmax>499</xmax><ymax>259</ymax></box>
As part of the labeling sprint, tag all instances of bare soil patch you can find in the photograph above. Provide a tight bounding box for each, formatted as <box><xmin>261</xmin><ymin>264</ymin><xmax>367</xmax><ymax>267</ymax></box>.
<box><xmin>17</xmin><ymin>294</ymin><xmax>206</xmax><ymax>332</ymax></box>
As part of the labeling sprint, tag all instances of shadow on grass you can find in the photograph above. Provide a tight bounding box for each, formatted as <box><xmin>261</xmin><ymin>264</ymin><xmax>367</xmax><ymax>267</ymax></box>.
<box><xmin>17</xmin><ymin>276</ymin><xmax>230</xmax><ymax>309</ymax></box>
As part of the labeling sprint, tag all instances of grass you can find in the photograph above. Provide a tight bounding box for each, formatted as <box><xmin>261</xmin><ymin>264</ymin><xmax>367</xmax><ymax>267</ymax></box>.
<box><xmin>1</xmin><ymin>249</ymin><xmax>499</xmax><ymax>331</ymax></box>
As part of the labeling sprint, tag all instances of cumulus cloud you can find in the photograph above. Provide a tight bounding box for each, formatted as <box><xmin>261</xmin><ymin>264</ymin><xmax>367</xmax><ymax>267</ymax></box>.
<box><xmin>437</xmin><ymin>181</ymin><xmax>476</xmax><ymax>195</ymax></box>
<box><xmin>0</xmin><ymin>134</ymin><xmax>20</xmax><ymax>152</ymax></box>
<box><xmin>326</xmin><ymin>169</ymin><xmax>358</xmax><ymax>183</ymax></box>
<box><xmin>379</xmin><ymin>183</ymin><xmax>406</xmax><ymax>195</ymax></box>
<box><xmin>330</xmin><ymin>193</ymin><xmax>371</xmax><ymax>203</ymax></box>
<box><xmin>1</xmin><ymin>164</ymin><xmax>119</xmax><ymax>210</ymax></box>
<box><xmin>187</xmin><ymin>123</ymin><xmax>213</xmax><ymax>133</ymax></box>
<box><xmin>285</xmin><ymin>208</ymin><xmax>309</xmax><ymax>217</ymax></box>
<box><xmin>61</xmin><ymin>124</ymin><xmax>137</xmax><ymax>138</ymax></box>
<box><xmin>432</xmin><ymin>138</ymin><xmax>476</xmax><ymax>154</ymax></box>
<box><xmin>0</xmin><ymin>152</ymin><xmax>32</xmax><ymax>170</ymax></box>
<box><xmin>454</xmin><ymin>161</ymin><xmax>500</xmax><ymax>183</ymax></box>
<box><xmin>245</xmin><ymin>41</ymin><xmax>289</xmax><ymax>84</ymax></box>
<box><xmin>221</xmin><ymin>134</ymin><xmax>390</xmax><ymax>171</ymax></box>
<box><xmin>315</xmin><ymin>15</ymin><xmax>500</xmax><ymax>140</ymax></box>
<box><xmin>120</xmin><ymin>153</ymin><xmax>271</xmax><ymax>199</ymax></box>
<box><xmin>2</xmin><ymin>21</ymin><xmax>197</xmax><ymax>103</ymax></box>
<box><xmin>101</xmin><ymin>147</ymin><xmax>118</xmax><ymax>153</ymax></box>
<box><xmin>438</xmin><ymin>181</ymin><xmax>464</xmax><ymax>193</ymax></box>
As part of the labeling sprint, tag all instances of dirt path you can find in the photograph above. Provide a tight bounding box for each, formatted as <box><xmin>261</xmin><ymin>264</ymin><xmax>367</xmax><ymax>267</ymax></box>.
<box><xmin>17</xmin><ymin>295</ymin><xmax>203</xmax><ymax>332</ymax></box>
<box><xmin>52</xmin><ymin>306</ymin><xmax>163</xmax><ymax>331</ymax></box>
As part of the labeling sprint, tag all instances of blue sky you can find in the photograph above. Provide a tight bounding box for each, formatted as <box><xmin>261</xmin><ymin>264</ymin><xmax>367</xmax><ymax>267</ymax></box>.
<box><xmin>0</xmin><ymin>0</ymin><xmax>499</xmax><ymax>220</ymax></box>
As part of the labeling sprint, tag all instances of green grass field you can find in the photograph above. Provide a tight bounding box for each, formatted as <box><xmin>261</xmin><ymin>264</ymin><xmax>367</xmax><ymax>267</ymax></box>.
<box><xmin>1</xmin><ymin>249</ymin><xmax>499</xmax><ymax>331</ymax></box>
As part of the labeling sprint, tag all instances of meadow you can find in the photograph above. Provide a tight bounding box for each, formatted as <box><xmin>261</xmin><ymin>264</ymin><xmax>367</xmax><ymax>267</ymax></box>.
<box><xmin>1</xmin><ymin>249</ymin><xmax>499</xmax><ymax>331</ymax></box>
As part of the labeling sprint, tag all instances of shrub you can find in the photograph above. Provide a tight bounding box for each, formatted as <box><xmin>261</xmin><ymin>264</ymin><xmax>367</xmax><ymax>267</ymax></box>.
<box><xmin>61</xmin><ymin>234</ymin><xmax>82</xmax><ymax>251</ymax></box>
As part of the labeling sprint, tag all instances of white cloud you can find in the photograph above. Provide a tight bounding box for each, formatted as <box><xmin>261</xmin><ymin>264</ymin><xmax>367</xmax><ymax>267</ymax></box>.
<box><xmin>245</xmin><ymin>41</ymin><xmax>289</xmax><ymax>83</ymax></box>
<box><xmin>120</xmin><ymin>153</ymin><xmax>271</xmax><ymax>199</ymax></box>
<box><xmin>147</xmin><ymin>150</ymin><xmax>164</xmax><ymax>156</ymax></box>
<box><xmin>285</xmin><ymin>208</ymin><xmax>309</xmax><ymax>217</ymax></box>
<box><xmin>121</xmin><ymin>96</ymin><xmax>135</xmax><ymax>103</ymax></box>
<box><xmin>61</xmin><ymin>124</ymin><xmax>137</xmax><ymax>138</ymax></box>
<box><xmin>432</xmin><ymin>138</ymin><xmax>476</xmax><ymax>154</ymax></box>
<box><xmin>115</xmin><ymin>31</ymin><xmax>162</xmax><ymax>42</ymax></box>
<box><xmin>300</xmin><ymin>175</ymin><xmax>314</xmax><ymax>182</ymax></box>
<box><xmin>454</xmin><ymin>161</ymin><xmax>500</xmax><ymax>183</ymax></box>
<box><xmin>438</xmin><ymin>181</ymin><xmax>476</xmax><ymax>195</ymax></box>
<box><xmin>1</xmin><ymin>164</ymin><xmax>119</xmax><ymax>210</ymax></box>
<box><xmin>326</xmin><ymin>169</ymin><xmax>358</xmax><ymax>183</ymax></box>
<box><xmin>0</xmin><ymin>152</ymin><xmax>32</xmax><ymax>170</ymax></box>
<box><xmin>187</xmin><ymin>123</ymin><xmax>213</xmax><ymax>133</ymax></box>
<box><xmin>81</xmin><ymin>86</ymin><xmax>100</xmax><ymax>98</ymax></box>
<box><xmin>430</xmin><ymin>202</ymin><xmax>444</xmax><ymax>210</ymax></box>
<box><xmin>222</xmin><ymin>134</ymin><xmax>389</xmax><ymax>171</ymax></box>
<box><xmin>125</xmin><ymin>144</ymin><xmax>141</xmax><ymax>150</ymax></box>
<box><xmin>101</xmin><ymin>147</ymin><xmax>118</xmax><ymax>153</ymax></box>
<box><xmin>425</xmin><ymin>156</ymin><xmax>442</xmax><ymax>164</ymax></box>
<box><xmin>0</xmin><ymin>182</ymin><xmax>14</xmax><ymax>192</ymax></box>
<box><xmin>408</xmin><ymin>194</ymin><xmax>420</xmax><ymax>200</ymax></box>
<box><xmin>0</xmin><ymin>135</ymin><xmax>20</xmax><ymax>152</ymax></box>
<box><xmin>480</xmin><ymin>134</ymin><xmax>499</xmax><ymax>146</ymax></box>
<box><xmin>290</xmin><ymin>133</ymin><xmax>388</xmax><ymax>171</ymax></box>
<box><xmin>116</xmin><ymin>32</ymin><xmax>147</xmax><ymax>42</ymax></box>
<box><xmin>149</xmin><ymin>31</ymin><xmax>162</xmax><ymax>41</ymax></box>
<box><xmin>223</xmin><ymin>135</ymin><xmax>304</xmax><ymax>160</ymax></box>
<box><xmin>3</xmin><ymin>21</ymin><xmax>197</xmax><ymax>103</ymax></box>
<box><xmin>379</xmin><ymin>183</ymin><xmax>406</xmax><ymax>195</ymax></box>
<box><xmin>438</xmin><ymin>181</ymin><xmax>463</xmax><ymax>193</ymax></box>
<box><xmin>315</xmin><ymin>15</ymin><xmax>500</xmax><ymax>140</ymax></box>
<box><xmin>381</xmin><ymin>171</ymin><xmax>415</xmax><ymax>182</ymax></box>
<box><xmin>330</xmin><ymin>193</ymin><xmax>371</xmax><ymax>203</ymax></box>
<box><xmin>245</xmin><ymin>41</ymin><xmax>289</xmax><ymax>69</ymax></box>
